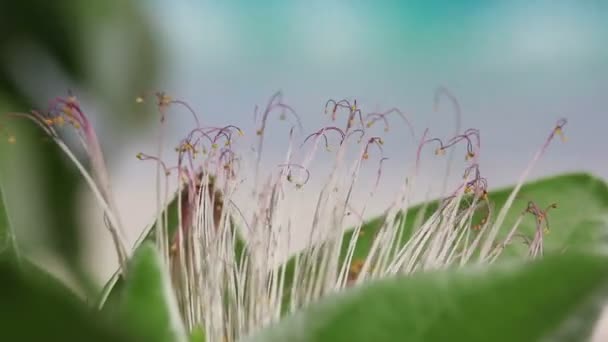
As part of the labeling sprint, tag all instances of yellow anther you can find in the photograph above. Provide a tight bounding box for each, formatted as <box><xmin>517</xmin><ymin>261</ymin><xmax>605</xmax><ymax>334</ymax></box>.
<box><xmin>378</xmin><ymin>138</ymin><xmax>384</xmax><ymax>145</ymax></box>
<box><xmin>136</xmin><ymin>96</ymin><xmax>144</xmax><ymax>103</ymax></box>
<box><xmin>54</xmin><ymin>116</ymin><xmax>65</xmax><ymax>126</ymax></box>
<box><xmin>136</xmin><ymin>153</ymin><xmax>144</xmax><ymax>160</ymax></box>
<box><xmin>543</xmin><ymin>227</ymin><xmax>550</xmax><ymax>235</ymax></box>
<box><xmin>366</xmin><ymin>122</ymin><xmax>373</xmax><ymax>128</ymax></box>
<box><xmin>465</xmin><ymin>152</ymin><xmax>475</xmax><ymax>161</ymax></box>
<box><xmin>362</xmin><ymin>152</ymin><xmax>369</xmax><ymax>160</ymax></box>
<box><xmin>238</xmin><ymin>130</ymin><xmax>244</xmax><ymax>137</ymax></box>
<box><xmin>159</xmin><ymin>94</ymin><xmax>172</xmax><ymax>107</ymax></box>
<box><xmin>555</xmin><ymin>127</ymin><xmax>567</xmax><ymax>142</ymax></box>
<box><xmin>7</xmin><ymin>136</ymin><xmax>16</xmax><ymax>144</ymax></box>
<box><xmin>435</xmin><ymin>147</ymin><xmax>445</xmax><ymax>156</ymax></box>
<box><xmin>211</xmin><ymin>143</ymin><xmax>219</xmax><ymax>149</ymax></box>
<box><xmin>349</xmin><ymin>259</ymin><xmax>364</xmax><ymax>274</ymax></box>
<box><xmin>464</xmin><ymin>186</ymin><xmax>472</xmax><ymax>194</ymax></box>
<box><xmin>44</xmin><ymin>118</ymin><xmax>54</xmax><ymax>126</ymax></box>
<box><xmin>62</xmin><ymin>106</ymin><xmax>74</xmax><ymax>117</ymax></box>
<box><xmin>295</xmin><ymin>183</ymin><xmax>303</xmax><ymax>189</ymax></box>
<box><xmin>225</xmin><ymin>141</ymin><xmax>231</xmax><ymax>147</ymax></box>
<box><xmin>256</xmin><ymin>129</ymin><xmax>263</xmax><ymax>136</ymax></box>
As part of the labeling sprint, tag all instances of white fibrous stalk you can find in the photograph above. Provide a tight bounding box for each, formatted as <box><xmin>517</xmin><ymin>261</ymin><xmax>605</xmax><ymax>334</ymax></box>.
<box><xmin>8</xmin><ymin>90</ymin><xmax>567</xmax><ymax>342</ymax></box>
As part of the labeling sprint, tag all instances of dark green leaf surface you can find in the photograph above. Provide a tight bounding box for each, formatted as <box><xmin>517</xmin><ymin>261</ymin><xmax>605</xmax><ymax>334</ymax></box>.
<box><xmin>0</xmin><ymin>183</ymin><xmax>15</xmax><ymax>256</ymax></box>
<box><xmin>0</xmin><ymin>255</ymin><xmax>130</xmax><ymax>341</ymax></box>
<box><xmin>247</xmin><ymin>253</ymin><xmax>608</xmax><ymax>342</ymax></box>
<box><xmin>120</xmin><ymin>242</ymin><xmax>187</xmax><ymax>342</ymax></box>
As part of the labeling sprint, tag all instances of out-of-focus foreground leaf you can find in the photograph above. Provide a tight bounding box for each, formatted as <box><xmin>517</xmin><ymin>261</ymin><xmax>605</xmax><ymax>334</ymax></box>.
<box><xmin>0</xmin><ymin>0</ymin><xmax>160</xmax><ymax>294</ymax></box>
<box><xmin>120</xmin><ymin>241</ymin><xmax>187</xmax><ymax>342</ymax></box>
<box><xmin>0</xmin><ymin>255</ymin><xmax>131</xmax><ymax>341</ymax></box>
<box><xmin>0</xmin><ymin>180</ymin><xmax>17</xmax><ymax>257</ymax></box>
<box><xmin>246</xmin><ymin>252</ymin><xmax>608</xmax><ymax>342</ymax></box>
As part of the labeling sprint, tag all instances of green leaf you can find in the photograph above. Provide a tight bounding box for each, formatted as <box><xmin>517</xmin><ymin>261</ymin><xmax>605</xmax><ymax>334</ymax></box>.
<box><xmin>189</xmin><ymin>326</ymin><xmax>206</xmax><ymax>342</ymax></box>
<box><xmin>0</xmin><ymin>182</ymin><xmax>16</xmax><ymax>257</ymax></box>
<box><xmin>247</xmin><ymin>252</ymin><xmax>608</xmax><ymax>342</ymax></box>
<box><xmin>0</xmin><ymin>0</ymin><xmax>161</xmax><ymax>295</ymax></box>
<box><xmin>0</xmin><ymin>255</ymin><xmax>131</xmax><ymax>341</ymax></box>
<box><xmin>120</xmin><ymin>241</ymin><xmax>187</xmax><ymax>342</ymax></box>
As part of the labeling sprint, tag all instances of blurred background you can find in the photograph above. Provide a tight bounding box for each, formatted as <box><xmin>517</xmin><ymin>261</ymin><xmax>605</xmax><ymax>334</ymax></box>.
<box><xmin>0</xmin><ymin>0</ymin><xmax>606</xmax><ymax>293</ymax></box>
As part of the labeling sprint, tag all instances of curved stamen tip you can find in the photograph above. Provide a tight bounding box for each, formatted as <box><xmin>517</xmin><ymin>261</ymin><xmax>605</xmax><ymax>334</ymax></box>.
<box><xmin>554</xmin><ymin>118</ymin><xmax>568</xmax><ymax>142</ymax></box>
<box><xmin>156</xmin><ymin>92</ymin><xmax>172</xmax><ymax>107</ymax></box>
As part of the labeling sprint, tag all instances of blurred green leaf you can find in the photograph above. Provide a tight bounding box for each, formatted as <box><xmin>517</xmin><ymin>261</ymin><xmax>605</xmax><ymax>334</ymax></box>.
<box><xmin>0</xmin><ymin>0</ymin><xmax>160</xmax><ymax>126</ymax></box>
<box><xmin>0</xmin><ymin>255</ymin><xmax>131</xmax><ymax>341</ymax></box>
<box><xmin>0</xmin><ymin>0</ymin><xmax>160</xmax><ymax>295</ymax></box>
<box><xmin>189</xmin><ymin>326</ymin><xmax>207</xmax><ymax>342</ymax></box>
<box><xmin>0</xmin><ymin>182</ymin><xmax>17</xmax><ymax>257</ymax></box>
<box><xmin>247</xmin><ymin>252</ymin><xmax>608</xmax><ymax>342</ymax></box>
<box><xmin>120</xmin><ymin>242</ymin><xmax>187</xmax><ymax>342</ymax></box>
<box><xmin>0</xmin><ymin>117</ymin><xmax>93</xmax><ymax>292</ymax></box>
